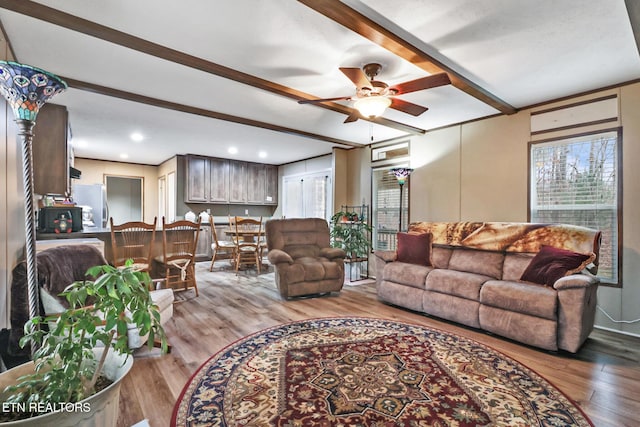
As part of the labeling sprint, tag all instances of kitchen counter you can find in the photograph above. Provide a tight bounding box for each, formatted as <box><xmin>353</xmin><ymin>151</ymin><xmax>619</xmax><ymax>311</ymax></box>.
<box><xmin>36</xmin><ymin>222</ymin><xmax>215</xmax><ymax>269</ymax></box>
<box><xmin>37</xmin><ymin>228</ymin><xmax>114</xmax><ymax>264</ymax></box>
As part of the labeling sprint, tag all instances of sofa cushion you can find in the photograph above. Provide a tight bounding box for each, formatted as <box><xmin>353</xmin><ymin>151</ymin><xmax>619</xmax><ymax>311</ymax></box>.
<box><xmin>447</xmin><ymin>248</ymin><xmax>504</xmax><ymax>279</ymax></box>
<box><xmin>383</xmin><ymin>262</ymin><xmax>432</xmax><ymax>290</ymax></box>
<box><xmin>480</xmin><ymin>280</ymin><xmax>557</xmax><ymax>320</ymax></box>
<box><xmin>431</xmin><ymin>245</ymin><xmax>453</xmax><ymax>269</ymax></box>
<box><xmin>502</xmin><ymin>252</ymin><xmax>535</xmax><ymax>281</ymax></box>
<box><xmin>520</xmin><ymin>245</ymin><xmax>595</xmax><ymax>286</ymax></box>
<box><xmin>423</xmin><ymin>291</ymin><xmax>481</xmax><ymax>328</ymax></box>
<box><xmin>425</xmin><ymin>269</ymin><xmax>491</xmax><ymax>301</ymax></box>
<box><xmin>278</xmin><ymin>257</ymin><xmax>342</xmax><ymax>284</ymax></box>
<box><xmin>479</xmin><ymin>305</ymin><xmax>558</xmax><ymax>351</ymax></box>
<box><xmin>396</xmin><ymin>232</ymin><xmax>432</xmax><ymax>266</ymax></box>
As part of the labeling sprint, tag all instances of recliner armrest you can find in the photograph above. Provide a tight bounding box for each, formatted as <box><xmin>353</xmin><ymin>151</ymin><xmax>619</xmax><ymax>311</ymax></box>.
<box><xmin>553</xmin><ymin>273</ymin><xmax>599</xmax><ymax>290</ymax></box>
<box><xmin>374</xmin><ymin>250</ymin><xmax>397</xmax><ymax>263</ymax></box>
<box><xmin>319</xmin><ymin>247</ymin><xmax>346</xmax><ymax>260</ymax></box>
<box><xmin>267</xmin><ymin>249</ymin><xmax>294</xmax><ymax>264</ymax></box>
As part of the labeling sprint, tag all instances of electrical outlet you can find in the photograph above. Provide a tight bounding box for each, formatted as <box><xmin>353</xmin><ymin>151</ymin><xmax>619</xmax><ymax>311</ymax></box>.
<box><xmin>245</xmin><ymin>209</ymin><xmax>249</xmax><ymax>215</ymax></box>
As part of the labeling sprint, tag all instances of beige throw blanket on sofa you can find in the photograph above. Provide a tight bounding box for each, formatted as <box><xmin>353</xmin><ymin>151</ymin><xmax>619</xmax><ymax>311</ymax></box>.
<box><xmin>409</xmin><ymin>221</ymin><xmax>601</xmax><ymax>270</ymax></box>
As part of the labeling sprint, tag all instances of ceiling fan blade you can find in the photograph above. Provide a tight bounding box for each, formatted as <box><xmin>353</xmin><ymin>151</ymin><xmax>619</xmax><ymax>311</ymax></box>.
<box><xmin>389</xmin><ymin>98</ymin><xmax>429</xmax><ymax>116</ymax></box>
<box><xmin>343</xmin><ymin>111</ymin><xmax>360</xmax><ymax>123</ymax></box>
<box><xmin>339</xmin><ymin>67</ymin><xmax>371</xmax><ymax>89</ymax></box>
<box><xmin>390</xmin><ymin>72</ymin><xmax>451</xmax><ymax>95</ymax></box>
<box><xmin>298</xmin><ymin>96</ymin><xmax>352</xmax><ymax>104</ymax></box>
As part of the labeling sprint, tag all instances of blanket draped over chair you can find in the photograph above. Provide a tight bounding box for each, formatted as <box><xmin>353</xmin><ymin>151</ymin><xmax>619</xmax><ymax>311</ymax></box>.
<box><xmin>8</xmin><ymin>245</ymin><xmax>107</xmax><ymax>356</ymax></box>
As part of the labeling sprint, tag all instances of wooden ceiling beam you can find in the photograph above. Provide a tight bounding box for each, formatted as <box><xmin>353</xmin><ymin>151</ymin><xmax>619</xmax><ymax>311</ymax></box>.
<box><xmin>0</xmin><ymin>0</ymin><xmax>425</xmax><ymax>135</ymax></box>
<box><xmin>60</xmin><ymin>76</ymin><xmax>362</xmax><ymax>148</ymax></box>
<box><xmin>625</xmin><ymin>0</ymin><xmax>640</xmax><ymax>57</ymax></box>
<box><xmin>298</xmin><ymin>0</ymin><xmax>517</xmax><ymax>115</ymax></box>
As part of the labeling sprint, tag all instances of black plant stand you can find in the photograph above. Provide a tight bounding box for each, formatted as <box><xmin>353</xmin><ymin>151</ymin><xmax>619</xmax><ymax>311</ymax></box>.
<box><xmin>339</xmin><ymin>205</ymin><xmax>371</xmax><ymax>283</ymax></box>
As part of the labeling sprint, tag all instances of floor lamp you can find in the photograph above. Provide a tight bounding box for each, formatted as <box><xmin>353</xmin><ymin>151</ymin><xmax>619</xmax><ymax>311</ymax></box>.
<box><xmin>0</xmin><ymin>61</ymin><xmax>67</xmax><ymax>324</ymax></box>
<box><xmin>391</xmin><ymin>167</ymin><xmax>413</xmax><ymax>232</ymax></box>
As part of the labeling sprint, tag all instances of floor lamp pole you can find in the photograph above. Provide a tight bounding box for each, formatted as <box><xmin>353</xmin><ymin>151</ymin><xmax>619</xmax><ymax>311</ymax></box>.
<box><xmin>398</xmin><ymin>182</ymin><xmax>404</xmax><ymax>232</ymax></box>
<box><xmin>16</xmin><ymin>120</ymin><xmax>39</xmax><ymax>320</ymax></box>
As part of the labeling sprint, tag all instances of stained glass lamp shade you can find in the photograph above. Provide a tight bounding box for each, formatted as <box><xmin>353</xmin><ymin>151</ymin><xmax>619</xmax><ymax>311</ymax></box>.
<box><xmin>0</xmin><ymin>61</ymin><xmax>67</xmax><ymax>324</ymax></box>
<box><xmin>391</xmin><ymin>167</ymin><xmax>413</xmax><ymax>185</ymax></box>
<box><xmin>0</xmin><ymin>61</ymin><xmax>67</xmax><ymax>121</ymax></box>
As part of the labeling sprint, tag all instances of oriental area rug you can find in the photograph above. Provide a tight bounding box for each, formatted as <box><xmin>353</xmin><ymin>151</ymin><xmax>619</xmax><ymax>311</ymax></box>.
<box><xmin>171</xmin><ymin>317</ymin><xmax>592</xmax><ymax>427</ymax></box>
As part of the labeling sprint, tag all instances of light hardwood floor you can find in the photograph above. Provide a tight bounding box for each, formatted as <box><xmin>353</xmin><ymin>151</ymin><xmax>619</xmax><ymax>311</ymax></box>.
<box><xmin>118</xmin><ymin>262</ymin><xmax>640</xmax><ymax>427</ymax></box>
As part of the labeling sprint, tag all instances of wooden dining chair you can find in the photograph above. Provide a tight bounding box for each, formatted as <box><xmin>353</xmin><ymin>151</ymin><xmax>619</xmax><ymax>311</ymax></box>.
<box><xmin>209</xmin><ymin>214</ymin><xmax>236</xmax><ymax>271</ymax></box>
<box><xmin>109</xmin><ymin>217</ymin><xmax>157</xmax><ymax>273</ymax></box>
<box><xmin>257</xmin><ymin>217</ymin><xmax>268</xmax><ymax>261</ymax></box>
<box><xmin>156</xmin><ymin>217</ymin><xmax>201</xmax><ymax>296</ymax></box>
<box><xmin>228</xmin><ymin>215</ymin><xmax>238</xmax><ymax>244</ymax></box>
<box><xmin>234</xmin><ymin>217</ymin><xmax>262</xmax><ymax>273</ymax></box>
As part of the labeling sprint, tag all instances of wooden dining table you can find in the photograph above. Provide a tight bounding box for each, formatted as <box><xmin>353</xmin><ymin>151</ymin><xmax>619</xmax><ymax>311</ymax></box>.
<box><xmin>223</xmin><ymin>228</ymin><xmax>265</xmax><ymax>242</ymax></box>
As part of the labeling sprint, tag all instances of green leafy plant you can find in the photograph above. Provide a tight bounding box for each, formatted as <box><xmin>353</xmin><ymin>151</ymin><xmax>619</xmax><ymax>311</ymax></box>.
<box><xmin>1</xmin><ymin>260</ymin><xmax>168</xmax><ymax>419</ymax></box>
<box><xmin>330</xmin><ymin>211</ymin><xmax>372</xmax><ymax>260</ymax></box>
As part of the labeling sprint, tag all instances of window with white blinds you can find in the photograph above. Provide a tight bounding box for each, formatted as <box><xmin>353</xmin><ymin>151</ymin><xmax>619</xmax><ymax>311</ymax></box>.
<box><xmin>282</xmin><ymin>171</ymin><xmax>331</xmax><ymax>221</ymax></box>
<box><xmin>372</xmin><ymin>166</ymin><xmax>409</xmax><ymax>251</ymax></box>
<box><xmin>529</xmin><ymin>129</ymin><xmax>621</xmax><ymax>284</ymax></box>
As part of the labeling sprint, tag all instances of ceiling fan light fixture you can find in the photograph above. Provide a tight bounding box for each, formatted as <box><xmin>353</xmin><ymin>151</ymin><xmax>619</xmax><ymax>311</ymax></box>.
<box><xmin>354</xmin><ymin>95</ymin><xmax>391</xmax><ymax>118</ymax></box>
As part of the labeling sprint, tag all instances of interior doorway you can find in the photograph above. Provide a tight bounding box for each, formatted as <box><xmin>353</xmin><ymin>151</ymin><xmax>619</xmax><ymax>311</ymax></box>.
<box><xmin>105</xmin><ymin>175</ymin><xmax>143</xmax><ymax>223</ymax></box>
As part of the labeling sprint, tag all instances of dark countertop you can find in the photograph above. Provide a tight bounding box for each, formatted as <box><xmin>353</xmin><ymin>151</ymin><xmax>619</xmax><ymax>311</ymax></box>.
<box><xmin>36</xmin><ymin>228</ymin><xmax>111</xmax><ymax>239</ymax></box>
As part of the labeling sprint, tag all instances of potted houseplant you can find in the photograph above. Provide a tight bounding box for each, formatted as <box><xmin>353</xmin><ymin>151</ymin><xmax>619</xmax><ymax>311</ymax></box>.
<box><xmin>330</xmin><ymin>211</ymin><xmax>372</xmax><ymax>279</ymax></box>
<box><xmin>0</xmin><ymin>260</ymin><xmax>168</xmax><ymax>425</ymax></box>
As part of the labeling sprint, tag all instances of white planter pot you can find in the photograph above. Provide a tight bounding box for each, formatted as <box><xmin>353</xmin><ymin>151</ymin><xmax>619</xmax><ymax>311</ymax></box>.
<box><xmin>0</xmin><ymin>348</ymin><xmax>133</xmax><ymax>426</ymax></box>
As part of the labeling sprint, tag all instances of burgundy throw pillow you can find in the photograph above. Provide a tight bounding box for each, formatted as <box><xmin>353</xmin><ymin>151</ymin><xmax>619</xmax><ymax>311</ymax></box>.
<box><xmin>520</xmin><ymin>245</ymin><xmax>595</xmax><ymax>286</ymax></box>
<box><xmin>396</xmin><ymin>232</ymin><xmax>433</xmax><ymax>266</ymax></box>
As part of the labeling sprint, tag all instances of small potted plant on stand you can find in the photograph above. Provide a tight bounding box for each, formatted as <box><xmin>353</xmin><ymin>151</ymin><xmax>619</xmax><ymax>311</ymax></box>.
<box><xmin>330</xmin><ymin>211</ymin><xmax>372</xmax><ymax>280</ymax></box>
<box><xmin>0</xmin><ymin>260</ymin><xmax>168</xmax><ymax>426</ymax></box>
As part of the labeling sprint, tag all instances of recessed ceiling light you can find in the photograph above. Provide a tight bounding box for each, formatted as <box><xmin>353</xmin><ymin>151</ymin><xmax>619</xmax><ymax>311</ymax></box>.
<box><xmin>130</xmin><ymin>132</ymin><xmax>144</xmax><ymax>142</ymax></box>
<box><xmin>228</xmin><ymin>147</ymin><xmax>238</xmax><ymax>154</ymax></box>
<box><xmin>120</xmin><ymin>153</ymin><xmax>129</xmax><ymax>159</ymax></box>
<box><xmin>258</xmin><ymin>151</ymin><xmax>267</xmax><ymax>158</ymax></box>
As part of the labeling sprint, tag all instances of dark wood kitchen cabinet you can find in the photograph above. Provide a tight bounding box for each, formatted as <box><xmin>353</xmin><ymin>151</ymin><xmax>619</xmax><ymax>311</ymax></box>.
<box><xmin>209</xmin><ymin>158</ymin><xmax>230</xmax><ymax>202</ymax></box>
<box><xmin>33</xmin><ymin>103</ymin><xmax>69</xmax><ymax>195</ymax></box>
<box><xmin>246</xmin><ymin>162</ymin><xmax>265</xmax><ymax>204</ymax></box>
<box><xmin>185</xmin><ymin>155</ymin><xmax>230</xmax><ymax>203</ymax></box>
<box><xmin>246</xmin><ymin>163</ymin><xmax>278</xmax><ymax>205</ymax></box>
<box><xmin>184</xmin><ymin>154</ymin><xmax>277</xmax><ymax>205</ymax></box>
<box><xmin>264</xmin><ymin>164</ymin><xmax>278</xmax><ymax>205</ymax></box>
<box><xmin>228</xmin><ymin>160</ymin><xmax>247</xmax><ymax>203</ymax></box>
<box><xmin>185</xmin><ymin>155</ymin><xmax>209</xmax><ymax>202</ymax></box>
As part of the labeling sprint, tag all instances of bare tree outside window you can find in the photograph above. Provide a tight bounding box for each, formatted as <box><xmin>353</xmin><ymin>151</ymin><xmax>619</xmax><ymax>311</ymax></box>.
<box><xmin>530</xmin><ymin>129</ymin><xmax>621</xmax><ymax>285</ymax></box>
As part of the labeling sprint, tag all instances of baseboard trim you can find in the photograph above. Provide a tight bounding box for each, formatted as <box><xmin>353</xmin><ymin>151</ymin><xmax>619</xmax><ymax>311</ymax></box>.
<box><xmin>594</xmin><ymin>325</ymin><xmax>640</xmax><ymax>339</ymax></box>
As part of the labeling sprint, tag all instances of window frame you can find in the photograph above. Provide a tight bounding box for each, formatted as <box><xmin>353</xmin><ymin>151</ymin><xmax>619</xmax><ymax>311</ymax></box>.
<box><xmin>527</xmin><ymin>127</ymin><xmax>622</xmax><ymax>287</ymax></box>
<box><xmin>371</xmin><ymin>164</ymin><xmax>410</xmax><ymax>251</ymax></box>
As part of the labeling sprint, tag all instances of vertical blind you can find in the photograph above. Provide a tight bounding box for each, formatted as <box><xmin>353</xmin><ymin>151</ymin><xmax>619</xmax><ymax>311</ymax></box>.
<box><xmin>530</xmin><ymin>130</ymin><xmax>619</xmax><ymax>283</ymax></box>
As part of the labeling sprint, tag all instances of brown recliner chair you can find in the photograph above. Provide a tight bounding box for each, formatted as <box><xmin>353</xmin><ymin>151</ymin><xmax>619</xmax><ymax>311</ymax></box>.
<box><xmin>266</xmin><ymin>218</ymin><xmax>346</xmax><ymax>299</ymax></box>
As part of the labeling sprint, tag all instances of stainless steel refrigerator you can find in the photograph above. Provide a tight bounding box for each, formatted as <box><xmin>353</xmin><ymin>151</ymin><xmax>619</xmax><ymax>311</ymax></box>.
<box><xmin>72</xmin><ymin>184</ymin><xmax>109</xmax><ymax>229</ymax></box>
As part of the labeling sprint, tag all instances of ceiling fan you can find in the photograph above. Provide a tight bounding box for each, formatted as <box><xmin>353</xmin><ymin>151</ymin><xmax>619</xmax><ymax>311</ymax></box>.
<box><xmin>299</xmin><ymin>63</ymin><xmax>451</xmax><ymax>123</ymax></box>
